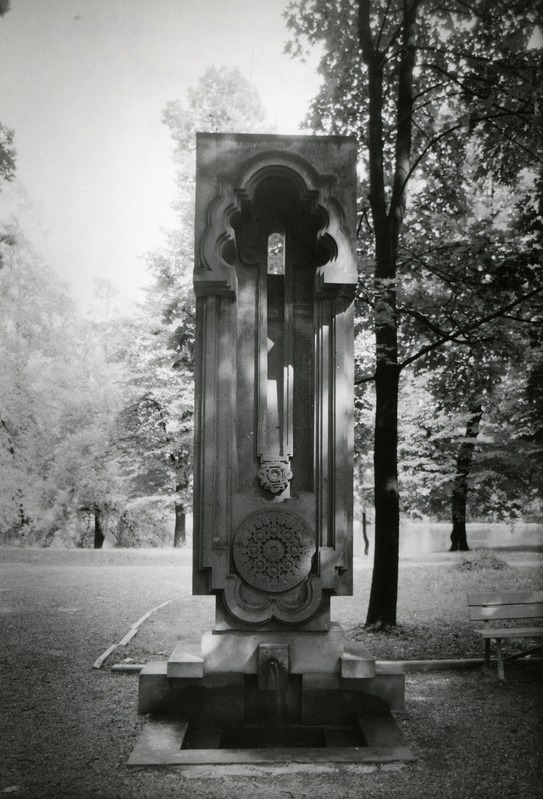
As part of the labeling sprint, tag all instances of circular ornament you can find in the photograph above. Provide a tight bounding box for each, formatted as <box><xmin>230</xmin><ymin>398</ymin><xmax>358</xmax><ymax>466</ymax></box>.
<box><xmin>257</xmin><ymin>460</ymin><xmax>293</xmax><ymax>494</ymax></box>
<box><xmin>233</xmin><ymin>509</ymin><xmax>315</xmax><ymax>593</ymax></box>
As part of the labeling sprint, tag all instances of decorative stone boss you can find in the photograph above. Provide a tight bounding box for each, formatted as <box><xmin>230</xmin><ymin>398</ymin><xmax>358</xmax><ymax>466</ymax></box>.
<box><xmin>193</xmin><ymin>134</ymin><xmax>358</xmax><ymax>631</ymax></box>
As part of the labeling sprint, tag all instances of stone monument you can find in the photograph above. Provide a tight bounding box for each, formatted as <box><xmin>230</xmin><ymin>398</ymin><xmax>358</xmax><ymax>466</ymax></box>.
<box><xmin>132</xmin><ymin>134</ymin><xmax>410</xmax><ymax>764</ymax></box>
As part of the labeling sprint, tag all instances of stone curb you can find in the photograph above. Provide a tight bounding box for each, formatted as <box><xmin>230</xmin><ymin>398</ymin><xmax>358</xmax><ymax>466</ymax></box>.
<box><xmin>92</xmin><ymin>597</ymin><xmax>185</xmax><ymax>670</ymax></box>
<box><xmin>109</xmin><ymin>656</ymin><xmax>543</xmax><ymax>674</ymax></box>
<box><xmin>397</xmin><ymin>657</ymin><xmax>543</xmax><ymax>672</ymax></box>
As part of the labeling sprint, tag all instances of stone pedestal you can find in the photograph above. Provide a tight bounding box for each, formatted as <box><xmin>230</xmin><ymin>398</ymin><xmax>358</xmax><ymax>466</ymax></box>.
<box><xmin>138</xmin><ymin>625</ymin><xmax>405</xmax><ymax>722</ymax></box>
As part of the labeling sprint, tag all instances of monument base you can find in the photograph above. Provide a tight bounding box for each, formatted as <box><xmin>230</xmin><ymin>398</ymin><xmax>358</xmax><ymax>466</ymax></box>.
<box><xmin>127</xmin><ymin>713</ymin><xmax>415</xmax><ymax>766</ymax></box>
<box><xmin>131</xmin><ymin>624</ymin><xmax>412</xmax><ymax>765</ymax></box>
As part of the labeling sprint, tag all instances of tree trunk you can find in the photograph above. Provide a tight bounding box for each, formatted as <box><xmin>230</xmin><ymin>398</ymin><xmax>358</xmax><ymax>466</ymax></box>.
<box><xmin>360</xmin><ymin>0</ymin><xmax>417</xmax><ymax>627</ymax></box>
<box><xmin>367</xmin><ymin>362</ymin><xmax>401</xmax><ymax>625</ymax></box>
<box><xmin>93</xmin><ymin>510</ymin><xmax>105</xmax><ymax>549</ymax></box>
<box><xmin>449</xmin><ymin>405</ymin><xmax>483</xmax><ymax>552</ymax></box>
<box><xmin>17</xmin><ymin>489</ymin><xmax>27</xmax><ymax>529</ymax></box>
<box><xmin>1</xmin><ymin>421</ymin><xmax>29</xmax><ymax>541</ymax></box>
<box><xmin>174</xmin><ymin>501</ymin><xmax>186</xmax><ymax>547</ymax></box>
<box><xmin>362</xmin><ymin>511</ymin><xmax>369</xmax><ymax>556</ymax></box>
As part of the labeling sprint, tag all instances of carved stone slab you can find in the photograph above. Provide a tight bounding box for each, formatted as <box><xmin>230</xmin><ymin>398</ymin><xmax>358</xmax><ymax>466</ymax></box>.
<box><xmin>233</xmin><ymin>509</ymin><xmax>315</xmax><ymax>593</ymax></box>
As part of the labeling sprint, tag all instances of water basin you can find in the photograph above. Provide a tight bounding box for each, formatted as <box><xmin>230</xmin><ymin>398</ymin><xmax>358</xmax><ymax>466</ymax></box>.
<box><xmin>182</xmin><ymin>722</ymin><xmax>366</xmax><ymax>749</ymax></box>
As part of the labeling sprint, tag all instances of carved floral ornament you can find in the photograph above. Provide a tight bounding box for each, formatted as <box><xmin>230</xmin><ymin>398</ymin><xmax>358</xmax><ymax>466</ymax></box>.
<box><xmin>233</xmin><ymin>509</ymin><xmax>315</xmax><ymax>593</ymax></box>
<box><xmin>257</xmin><ymin>458</ymin><xmax>293</xmax><ymax>494</ymax></box>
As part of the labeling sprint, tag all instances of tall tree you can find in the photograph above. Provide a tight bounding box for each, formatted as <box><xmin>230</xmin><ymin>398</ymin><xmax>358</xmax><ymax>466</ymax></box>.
<box><xmin>0</xmin><ymin>1</ymin><xmax>15</xmax><ymax>189</ymax></box>
<box><xmin>285</xmin><ymin>0</ymin><xmax>542</xmax><ymax>625</ymax></box>
<box><xmin>0</xmin><ymin>209</ymin><xmax>129</xmax><ymax>547</ymax></box>
<box><xmin>116</xmin><ymin>67</ymin><xmax>269</xmax><ymax>546</ymax></box>
<box><xmin>400</xmin><ymin>166</ymin><xmax>542</xmax><ymax>544</ymax></box>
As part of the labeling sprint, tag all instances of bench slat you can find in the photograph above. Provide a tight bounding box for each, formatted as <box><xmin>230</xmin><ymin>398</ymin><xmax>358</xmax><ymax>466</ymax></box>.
<box><xmin>468</xmin><ymin>591</ymin><xmax>543</xmax><ymax>607</ymax></box>
<box><xmin>468</xmin><ymin>591</ymin><xmax>543</xmax><ymax>681</ymax></box>
<box><xmin>468</xmin><ymin>603</ymin><xmax>543</xmax><ymax>622</ymax></box>
<box><xmin>474</xmin><ymin>626</ymin><xmax>543</xmax><ymax>639</ymax></box>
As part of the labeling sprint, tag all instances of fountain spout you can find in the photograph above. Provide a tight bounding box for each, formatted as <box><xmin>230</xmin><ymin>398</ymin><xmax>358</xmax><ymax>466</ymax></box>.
<box><xmin>257</xmin><ymin>643</ymin><xmax>289</xmax><ymax>691</ymax></box>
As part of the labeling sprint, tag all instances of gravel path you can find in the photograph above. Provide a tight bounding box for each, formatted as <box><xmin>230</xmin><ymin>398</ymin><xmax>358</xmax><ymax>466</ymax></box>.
<box><xmin>1</xmin><ymin>548</ymin><xmax>541</xmax><ymax>798</ymax></box>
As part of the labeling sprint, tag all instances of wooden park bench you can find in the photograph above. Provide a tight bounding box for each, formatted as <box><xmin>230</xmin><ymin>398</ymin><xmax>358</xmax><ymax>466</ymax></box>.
<box><xmin>468</xmin><ymin>591</ymin><xmax>543</xmax><ymax>680</ymax></box>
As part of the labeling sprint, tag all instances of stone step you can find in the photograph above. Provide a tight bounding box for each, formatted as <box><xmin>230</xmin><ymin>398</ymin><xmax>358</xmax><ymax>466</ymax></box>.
<box><xmin>201</xmin><ymin>626</ymin><xmax>347</xmax><ymax>675</ymax></box>
<box><xmin>340</xmin><ymin>642</ymin><xmax>376</xmax><ymax>679</ymax></box>
<box><xmin>167</xmin><ymin>644</ymin><xmax>204</xmax><ymax>678</ymax></box>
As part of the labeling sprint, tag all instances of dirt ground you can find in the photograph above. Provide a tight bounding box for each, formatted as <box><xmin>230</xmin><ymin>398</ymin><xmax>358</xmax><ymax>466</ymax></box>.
<box><xmin>1</xmin><ymin>547</ymin><xmax>542</xmax><ymax>798</ymax></box>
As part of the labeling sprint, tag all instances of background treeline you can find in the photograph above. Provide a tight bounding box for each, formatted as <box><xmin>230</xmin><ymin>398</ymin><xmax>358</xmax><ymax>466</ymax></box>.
<box><xmin>0</xmin><ymin>1</ymin><xmax>541</xmax><ymax>558</ymax></box>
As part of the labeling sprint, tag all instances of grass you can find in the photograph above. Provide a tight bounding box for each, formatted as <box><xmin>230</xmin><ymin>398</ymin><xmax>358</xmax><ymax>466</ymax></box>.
<box><xmin>107</xmin><ymin>547</ymin><xmax>543</xmax><ymax>798</ymax></box>
<box><xmin>1</xmin><ymin>545</ymin><xmax>541</xmax><ymax>798</ymax></box>
<box><xmin>111</xmin><ymin>548</ymin><xmax>542</xmax><ymax>667</ymax></box>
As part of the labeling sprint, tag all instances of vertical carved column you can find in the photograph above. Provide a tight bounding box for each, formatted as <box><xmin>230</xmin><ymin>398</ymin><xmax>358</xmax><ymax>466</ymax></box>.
<box><xmin>314</xmin><ymin>286</ymin><xmax>355</xmax><ymax>592</ymax></box>
<box><xmin>192</xmin><ymin>292</ymin><xmax>237</xmax><ymax>593</ymax></box>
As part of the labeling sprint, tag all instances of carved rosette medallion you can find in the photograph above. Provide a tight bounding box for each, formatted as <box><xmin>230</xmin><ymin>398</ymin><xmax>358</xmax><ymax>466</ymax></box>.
<box><xmin>257</xmin><ymin>458</ymin><xmax>293</xmax><ymax>493</ymax></box>
<box><xmin>233</xmin><ymin>509</ymin><xmax>315</xmax><ymax>593</ymax></box>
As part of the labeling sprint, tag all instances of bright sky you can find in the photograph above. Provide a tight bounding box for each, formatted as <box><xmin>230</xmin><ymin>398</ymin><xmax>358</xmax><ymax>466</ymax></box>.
<box><xmin>0</xmin><ymin>0</ymin><xmax>321</xmax><ymax>312</ymax></box>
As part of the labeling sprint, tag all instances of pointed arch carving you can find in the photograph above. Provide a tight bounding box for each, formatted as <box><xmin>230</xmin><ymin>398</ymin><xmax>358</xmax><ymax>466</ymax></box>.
<box><xmin>195</xmin><ymin>151</ymin><xmax>357</xmax><ymax>299</ymax></box>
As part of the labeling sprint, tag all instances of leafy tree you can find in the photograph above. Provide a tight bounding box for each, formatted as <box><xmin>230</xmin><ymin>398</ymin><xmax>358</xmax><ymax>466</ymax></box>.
<box><xmin>162</xmin><ymin>65</ymin><xmax>268</xmax><ymax>224</ymax></box>
<box><xmin>113</xmin><ymin>67</ymin><xmax>269</xmax><ymax>546</ymax></box>
<box><xmin>0</xmin><ymin>228</ymin><xmax>66</xmax><ymax>540</ymax></box>
<box><xmin>0</xmin><ymin>1</ymin><xmax>15</xmax><ymax>189</ymax></box>
<box><xmin>402</xmin><ymin>163</ymin><xmax>543</xmax><ymax>546</ymax></box>
<box><xmin>285</xmin><ymin>0</ymin><xmax>542</xmax><ymax>625</ymax></box>
<box><xmin>0</xmin><ymin>209</ymin><xmax>129</xmax><ymax>547</ymax></box>
<box><xmin>109</xmin><ymin>292</ymin><xmax>194</xmax><ymax>548</ymax></box>
<box><xmin>0</xmin><ymin>67</ymin><xmax>269</xmax><ymax>549</ymax></box>
<box><xmin>0</xmin><ymin>124</ymin><xmax>15</xmax><ymax>188</ymax></box>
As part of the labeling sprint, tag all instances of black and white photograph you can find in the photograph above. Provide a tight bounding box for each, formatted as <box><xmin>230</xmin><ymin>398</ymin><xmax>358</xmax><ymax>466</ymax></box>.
<box><xmin>1</xmin><ymin>1</ymin><xmax>541</xmax><ymax>797</ymax></box>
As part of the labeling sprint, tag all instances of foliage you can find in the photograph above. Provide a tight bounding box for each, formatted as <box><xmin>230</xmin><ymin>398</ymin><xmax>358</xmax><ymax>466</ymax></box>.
<box><xmin>107</xmin><ymin>66</ymin><xmax>270</xmax><ymax>545</ymax></box>
<box><xmin>162</xmin><ymin>65</ymin><xmax>268</xmax><ymax>219</ymax></box>
<box><xmin>0</xmin><ymin>222</ymin><xmax>127</xmax><ymax>545</ymax></box>
<box><xmin>0</xmin><ymin>123</ymin><xmax>15</xmax><ymax>187</ymax></box>
<box><xmin>455</xmin><ymin>551</ymin><xmax>508</xmax><ymax>571</ymax></box>
<box><xmin>0</xmin><ymin>2</ymin><xmax>15</xmax><ymax>188</ymax></box>
<box><xmin>110</xmin><ymin>298</ymin><xmax>194</xmax><ymax>546</ymax></box>
<box><xmin>163</xmin><ymin>65</ymin><xmax>267</xmax><ymax>151</ymax></box>
<box><xmin>286</xmin><ymin>0</ymin><xmax>542</xmax><ymax>623</ymax></box>
<box><xmin>0</xmin><ymin>65</ymin><xmax>270</xmax><ymax>549</ymax></box>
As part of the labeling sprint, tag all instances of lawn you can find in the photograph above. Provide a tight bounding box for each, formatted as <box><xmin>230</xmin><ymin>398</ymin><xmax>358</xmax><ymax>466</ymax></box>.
<box><xmin>1</xmin><ymin>545</ymin><xmax>541</xmax><ymax>798</ymax></box>
<box><xmin>110</xmin><ymin>548</ymin><xmax>543</xmax><ymax>666</ymax></box>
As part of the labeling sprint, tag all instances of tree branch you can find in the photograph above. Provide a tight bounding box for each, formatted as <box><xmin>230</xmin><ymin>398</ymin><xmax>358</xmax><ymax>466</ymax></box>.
<box><xmin>357</xmin><ymin>286</ymin><xmax>376</xmax><ymax>308</ymax></box>
<box><xmin>358</xmin><ymin>0</ymin><xmax>374</xmax><ymax>59</ymax></box>
<box><xmin>394</xmin><ymin>105</ymin><xmax>530</xmax><ymax>203</ymax></box>
<box><xmin>358</xmin><ymin>0</ymin><xmax>388</xmax><ymax>234</ymax></box>
<box><xmin>398</xmin><ymin>241</ymin><xmax>468</xmax><ymax>268</ymax></box>
<box><xmin>355</xmin><ymin>372</ymin><xmax>376</xmax><ymax>385</ymax></box>
<box><xmin>485</xmin><ymin>119</ymin><xmax>543</xmax><ymax>164</ymax></box>
<box><xmin>418</xmin><ymin>44</ymin><xmax>535</xmax><ymax>78</ymax></box>
<box><xmin>375</xmin><ymin>0</ymin><xmax>394</xmax><ymax>52</ymax></box>
<box><xmin>399</xmin><ymin>284</ymin><xmax>543</xmax><ymax>370</ymax></box>
<box><xmin>398</xmin><ymin>304</ymin><xmax>452</xmax><ymax>338</ymax></box>
<box><xmin>357</xmin><ymin>206</ymin><xmax>374</xmax><ymax>238</ymax></box>
<box><xmin>389</xmin><ymin>0</ymin><xmax>417</xmax><ymax>231</ymax></box>
<box><xmin>499</xmin><ymin>313</ymin><xmax>543</xmax><ymax>327</ymax></box>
